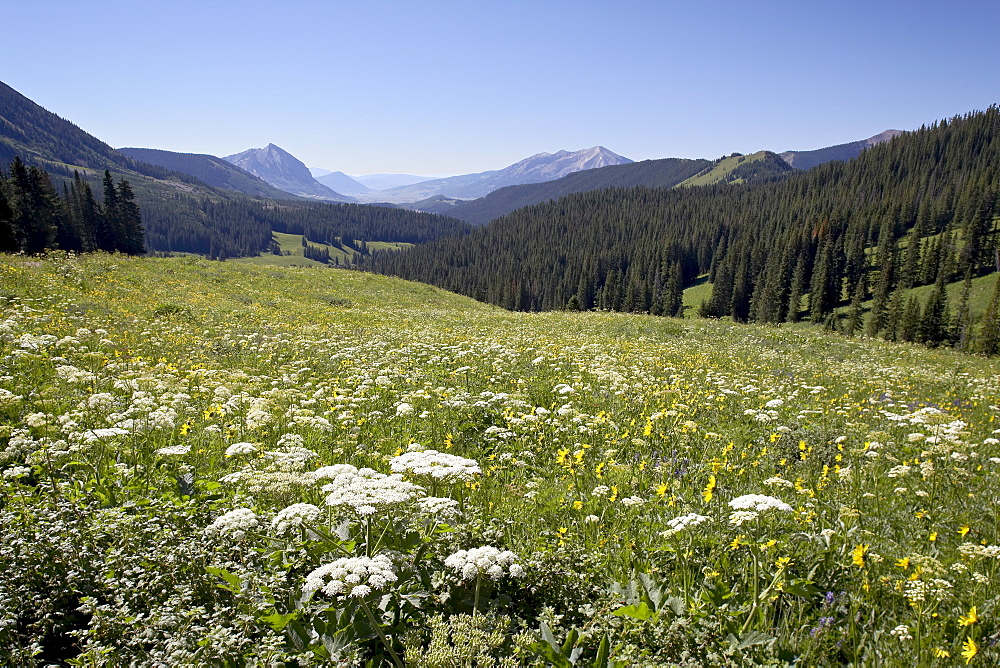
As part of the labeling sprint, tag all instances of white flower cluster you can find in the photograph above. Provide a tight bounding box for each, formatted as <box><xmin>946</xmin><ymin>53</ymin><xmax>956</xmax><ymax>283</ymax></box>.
<box><xmin>155</xmin><ymin>444</ymin><xmax>190</xmax><ymax>456</ymax></box>
<box><xmin>303</xmin><ymin>554</ymin><xmax>397</xmax><ymax>599</ymax></box>
<box><xmin>271</xmin><ymin>502</ymin><xmax>322</xmax><ymax>536</ymax></box>
<box><xmin>389</xmin><ymin>449</ymin><xmax>481</xmax><ymax>484</ymax></box>
<box><xmin>727</xmin><ymin>494</ymin><xmax>793</xmax><ymax>526</ymax></box>
<box><xmin>660</xmin><ymin>512</ymin><xmax>710</xmax><ymax>537</ymax></box>
<box><xmin>322</xmin><ymin>465</ymin><xmax>424</xmax><ymax>516</ymax></box>
<box><xmin>728</xmin><ymin>494</ymin><xmax>793</xmax><ymax>513</ymax></box>
<box><xmin>416</xmin><ymin>496</ymin><xmax>462</xmax><ymax>520</ymax></box>
<box><xmin>444</xmin><ymin>546</ymin><xmax>524</xmax><ymax>581</ymax></box>
<box><xmin>225</xmin><ymin>442</ymin><xmax>258</xmax><ymax>457</ymax></box>
<box><xmin>621</xmin><ymin>495</ymin><xmax>646</xmax><ymax>507</ymax></box>
<box><xmin>204</xmin><ymin>508</ymin><xmax>259</xmax><ymax>541</ymax></box>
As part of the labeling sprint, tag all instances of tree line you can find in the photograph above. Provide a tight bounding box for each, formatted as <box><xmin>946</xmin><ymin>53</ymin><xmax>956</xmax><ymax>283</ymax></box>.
<box><xmin>366</xmin><ymin>107</ymin><xmax>1000</xmax><ymax>353</ymax></box>
<box><xmin>0</xmin><ymin>158</ymin><xmax>144</xmax><ymax>255</ymax></box>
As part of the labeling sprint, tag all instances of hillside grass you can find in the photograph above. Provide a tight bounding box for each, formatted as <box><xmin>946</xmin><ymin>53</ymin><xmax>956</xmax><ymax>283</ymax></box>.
<box><xmin>2</xmin><ymin>253</ymin><xmax>999</xmax><ymax>665</ymax></box>
<box><xmin>677</xmin><ymin>151</ymin><xmax>772</xmax><ymax>187</ymax></box>
<box><xmin>231</xmin><ymin>232</ymin><xmax>413</xmax><ymax>268</ymax></box>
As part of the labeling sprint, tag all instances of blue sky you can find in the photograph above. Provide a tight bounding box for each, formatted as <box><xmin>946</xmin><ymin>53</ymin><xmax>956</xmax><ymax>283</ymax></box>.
<box><xmin>4</xmin><ymin>0</ymin><xmax>999</xmax><ymax>175</ymax></box>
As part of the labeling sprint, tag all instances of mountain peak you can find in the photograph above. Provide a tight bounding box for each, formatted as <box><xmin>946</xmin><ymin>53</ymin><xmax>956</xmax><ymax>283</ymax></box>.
<box><xmin>224</xmin><ymin>144</ymin><xmax>353</xmax><ymax>202</ymax></box>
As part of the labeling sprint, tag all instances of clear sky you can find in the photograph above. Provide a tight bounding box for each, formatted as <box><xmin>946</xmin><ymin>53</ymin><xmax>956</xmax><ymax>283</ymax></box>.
<box><xmin>4</xmin><ymin>0</ymin><xmax>999</xmax><ymax>175</ymax></box>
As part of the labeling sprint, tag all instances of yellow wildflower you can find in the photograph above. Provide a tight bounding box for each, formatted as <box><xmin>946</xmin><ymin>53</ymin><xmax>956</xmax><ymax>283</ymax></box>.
<box><xmin>958</xmin><ymin>606</ymin><xmax>978</xmax><ymax>627</ymax></box>
<box><xmin>961</xmin><ymin>637</ymin><xmax>977</xmax><ymax>664</ymax></box>
<box><xmin>851</xmin><ymin>543</ymin><xmax>868</xmax><ymax>567</ymax></box>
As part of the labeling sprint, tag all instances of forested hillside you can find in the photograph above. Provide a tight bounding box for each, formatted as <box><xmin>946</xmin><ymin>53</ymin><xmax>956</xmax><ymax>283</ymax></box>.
<box><xmin>0</xmin><ymin>81</ymin><xmax>470</xmax><ymax>260</ymax></box>
<box><xmin>369</xmin><ymin>107</ymin><xmax>1000</xmax><ymax>350</ymax></box>
<box><xmin>446</xmin><ymin>157</ymin><xmax>711</xmax><ymax>225</ymax></box>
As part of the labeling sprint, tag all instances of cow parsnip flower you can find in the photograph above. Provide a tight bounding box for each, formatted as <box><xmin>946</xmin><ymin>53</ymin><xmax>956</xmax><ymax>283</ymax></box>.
<box><xmin>444</xmin><ymin>546</ymin><xmax>524</xmax><ymax>581</ymax></box>
<box><xmin>389</xmin><ymin>449</ymin><xmax>481</xmax><ymax>484</ymax></box>
<box><xmin>304</xmin><ymin>554</ymin><xmax>397</xmax><ymax>599</ymax></box>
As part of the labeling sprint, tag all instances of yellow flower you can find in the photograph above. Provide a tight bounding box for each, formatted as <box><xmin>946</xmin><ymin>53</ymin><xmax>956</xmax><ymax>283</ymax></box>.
<box><xmin>851</xmin><ymin>543</ymin><xmax>868</xmax><ymax>567</ymax></box>
<box><xmin>702</xmin><ymin>475</ymin><xmax>716</xmax><ymax>503</ymax></box>
<box><xmin>730</xmin><ymin>536</ymin><xmax>745</xmax><ymax>550</ymax></box>
<box><xmin>959</xmin><ymin>525</ymin><xmax>970</xmax><ymax>537</ymax></box>
<box><xmin>896</xmin><ymin>557</ymin><xmax>910</xmax><ymax>571</ymax></box>
<box><xmin>929</xmin><ymin>531</ymin><xmax>938</xmax><ymax>542</ymax></box>
<box><xmin>608</xmin><ymin>485</ymin><xmax>618</xmax><ymax>502</ymax></box>
<box><xmin>959</xmin><ymin>606</ymin><xmax>978</xmax><ymax>627</ymax></box>
<box><xmin>572</xmin><ymin>500</ymin><xmax>583</xmax><ymax>510</ymax></box>
<box><xmin>655</xmin><ymin>483</ymin><xmax>669</xmax><ymax>497</ymax></box>
<box><xmin>933</xmin><ymin>648</ymin><xmax>951</xmax><ymax>658</ymax></box>
<box><xmin>961</xmin><ymin>637</ymin><xmax>977</xmax><ymax>663</ymax></box>
<box><xmin>775</xmin><ymin>556</ymin><xmax>791</xmax><ymax>569</ymax></box>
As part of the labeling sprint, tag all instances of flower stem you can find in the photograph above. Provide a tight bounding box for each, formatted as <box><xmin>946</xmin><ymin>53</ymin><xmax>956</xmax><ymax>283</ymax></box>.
<box><xmin>359</xmin><ymin>599</ymin><xmax>404</xmax><ymax>668</ymax></box>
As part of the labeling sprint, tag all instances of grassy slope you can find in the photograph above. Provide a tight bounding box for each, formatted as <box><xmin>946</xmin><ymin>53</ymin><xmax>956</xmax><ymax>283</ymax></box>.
<box><xmin>231</xmin><ymin>232</ymin><xmax>412</xmax><ymax>268</ymax></box>
<box><xmin>4</xmin><ymin>254</ymin><xmax>1000</xmax><ymax>664</ymax></box>
<box><xmin>677</xmin><ymin>151</ymin><xmax>772</xmax><ymax>187</ymax></box>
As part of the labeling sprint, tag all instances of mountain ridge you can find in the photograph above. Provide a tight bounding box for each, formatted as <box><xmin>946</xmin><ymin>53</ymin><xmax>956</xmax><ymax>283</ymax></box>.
<box><xmin>779</xmin><ymin>130</ymin><xmax>903</xmax><ymax>170</ymax></box>
<box><xmin>118</xmin><ymin>147</ymin><xmax>300</xmax><ymax>200</ymax></box>
<box><xmin>224</xmin><ymin>144</ymin><xmax>354</xmax><ymax>202</ymax></box>
<box><xmin>353</xmin><ymin>146</ymin><xmax>632</xmax><ymax>203</ymax></box>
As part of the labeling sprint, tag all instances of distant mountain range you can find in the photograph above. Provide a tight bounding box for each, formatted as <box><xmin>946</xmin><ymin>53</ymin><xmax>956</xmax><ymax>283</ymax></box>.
<box><xmin>118</xmin><ymin>147</ymin><xmax>298</xmax><ymax>200</ymax></box>
<box><xmin>223</xmin><ymin>144</ymin><xmax>353</xmax><ymax>202</ymax></box>
<box><xmin>314</xmin><ymin>171</ymin><xmax>372</xmax><ymax>195</ymax></box>
<box><xmin>780</xmin><ymin>130</ymin><xmax>902</xmax><ymax>170</ymax></box>
<box><xmin>435</xmin><ymin>151</ymin><xmax>793</xmax><ymax>225</ymax></box>
<box><xmin>354</xmin><ymin>146</ymin><xmax>633</xmax><ymax>203</ymax></box>
<box><xmin>352</xmin><ymin>174</ymin><xmax>439</xmax><ymax>190</ymax></box>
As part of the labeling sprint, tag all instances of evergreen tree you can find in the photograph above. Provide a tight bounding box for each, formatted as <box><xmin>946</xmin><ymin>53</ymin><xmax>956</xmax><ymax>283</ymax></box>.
<box><xmin>979</xmin><ymin>273</ymin><xmax>1000</xmax><ymax>356</ymax></box>
<box><xmin>786</xmin><ymin>254</ymin><xmax>807</xmax><ymax>323</ymax></box>
<box><xmin>0</xmin><ymin>172</ymin><xmax>15</xmax><ymax>253</ymax></box>
<box><xmin>952</xmin><ymin>272</ymin><xmax>974</xmax><ymax>351</ymax></box>
<box><xmin>809</xmin><ymin>233</ymin><xmax>838</xmax><ymax>323</ymax></box>
<box><xmin>919</xmin><ymin>275</ymin><xmax>952</xmax><ymax>346</ymax></box>
<box><xmin>899</xmin><ymin>296</ymin><xmax>923</xmax><ymax>342</ymax></box>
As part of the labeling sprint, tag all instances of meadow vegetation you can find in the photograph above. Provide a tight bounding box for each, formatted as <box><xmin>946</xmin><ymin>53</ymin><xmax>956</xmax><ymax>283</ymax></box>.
<box><xmin>2</xmin><ymin>253</ymin><xmax>999</xmax><ymax>665</ymax></box>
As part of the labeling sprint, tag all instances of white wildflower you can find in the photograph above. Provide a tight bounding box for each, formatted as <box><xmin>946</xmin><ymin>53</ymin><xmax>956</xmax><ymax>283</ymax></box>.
<box><xmin>271</xmin><ymin>503</ymin><xmax>322</xmax><ymax>536</ymax></box>
<box><xmin>322</xmin><ymin>467</ymin><xmax>424</xmax><ymax>516</ymax></box>
<box><xmin>303</xmin><ymin>554</ymin><xmax>396</xmax><ymax>599</ymax></box>
<box><xmin>728</xmin><ymin>494</ymin><xmax>793</xmax><ymax>513</ymax></box>
<box><xmin>204</xmin><ymin>508</ymin><xmax>259</xmax><ymax>541</ymax></box>
<box><xmin>444</xmin><ymin>546</ymin><xmax>522</xmax><ymax>581</ymax></box>
<box><xmin>389</xmin><ymin>449</ymin><xmax>481</xmax><ymax>484</ymax></box>
<box><xmin>225</xmin><ymin>442</ymin><xmax>258</xmax><ymax>457</ymax></box>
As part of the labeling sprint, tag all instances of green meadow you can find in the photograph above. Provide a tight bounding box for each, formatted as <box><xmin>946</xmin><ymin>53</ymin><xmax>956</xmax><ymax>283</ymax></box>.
<box><xmin>2</xmin><ymin>253</ymin><xmax>998</xmax><ymax>665</ymax></box>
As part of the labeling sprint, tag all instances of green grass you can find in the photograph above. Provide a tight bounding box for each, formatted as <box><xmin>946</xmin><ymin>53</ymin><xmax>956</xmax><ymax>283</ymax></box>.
<box><xmin>2</xmin><ymin>253</ymin><xmax>999</xmax><ymax>666</ymax></box>
<box><xmin>677</xmin><ymin>150</ymin><xmax>771</xmax><ymax>187</ymax></box>
<box><xmin>231</xmin><ymin>232</ymin><xmax>414</xmax><ymax>268</ymax></box>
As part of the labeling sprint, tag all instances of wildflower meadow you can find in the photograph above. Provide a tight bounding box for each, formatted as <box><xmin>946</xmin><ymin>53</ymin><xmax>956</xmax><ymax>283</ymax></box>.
<box><xmin>2</xmin><ymin>252</ymin><xmax>999</xmax><ymax>665</ymax></box>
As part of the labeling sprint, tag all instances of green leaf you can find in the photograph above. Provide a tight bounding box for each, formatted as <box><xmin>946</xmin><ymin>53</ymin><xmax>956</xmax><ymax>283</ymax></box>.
<box><xmin>205</xmin><ymin>566</ymin><xmax>241</xmax><ymax>592</ymax></box>
<box><xmin>260</xmin><ymin>610</ymin><xmax>296</xmax><ymax>632</ymax></box>
<box><xmin>593</xmin><ymin>635</ymin><xmax>610</xmax><ymax>667</ymax></box>
<box><xmin>612</xmin><ymin>601</ymin><xmax>655</xmax><ymax>621</ymax></box>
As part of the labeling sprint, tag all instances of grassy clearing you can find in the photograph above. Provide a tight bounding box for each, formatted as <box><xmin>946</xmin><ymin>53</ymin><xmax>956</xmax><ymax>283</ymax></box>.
<box><xmin>677</xmin><ymin>151</ymin><xmax>772</xmax><ymax>187</ymax></box>
<box><xmin>2</xmin><ymin>253</ymin><xmax>999</xmax><ymax>665</ymax></box>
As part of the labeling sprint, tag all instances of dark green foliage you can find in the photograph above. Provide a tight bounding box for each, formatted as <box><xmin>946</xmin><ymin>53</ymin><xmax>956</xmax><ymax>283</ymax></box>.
<box><xmin>979</xmin><ymin>274</ymin><xmax>1000</xmax><ymax>356</ymax></box>
<box><xmin>368</xmin><ymin>107</ymin><xmax>1000</xmax><ymax>354</ymax></box>
<box><xmin>0</xmin><ymin>160</ymin><xmax>144</xmax><ymax>255</ymax></box>
<box><xmin>446</xmin><ymin>158</ymin><xmax>713</xmax><ymax>226</ymax></box>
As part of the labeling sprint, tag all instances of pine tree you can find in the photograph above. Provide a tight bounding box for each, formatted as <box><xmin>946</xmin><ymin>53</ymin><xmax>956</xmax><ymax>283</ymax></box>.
<box><xmin>786</xmin><ymin>254</ymin><xmax>807</xmax><ymax>323</ymax></box>
<box><xmin>899</xmin><ymin>296</ymin><xmax>923</xmax><ymax>342</ymax></box>
<box><xmin>952</xmin><ymin>272</ymin><xmax>974</xmax><ymax>351</ymax></box>
<box><xmin>979</xmin><ymin>273</ymin><xmax>1000</xmax><ymax>356</ymax></box>
<box><xmin>114</xmin><ymin>178</ymin><xmax>145</xmax><ymax>255</ymax></box>
<box><xmin>844</xmin><ymin>278</ymin><xmax>865</xmax><ymax>337</ymax></box>
<box><xmin>919</xmin><ymin>275</ymin><xmax>952</xmax><ymax>346</ymax></box>
<box><xmin>809</xmin><ymin>234</ymin><xmax>838</xmax><ymax>323</ymax></box>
